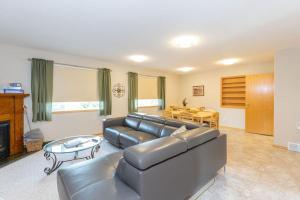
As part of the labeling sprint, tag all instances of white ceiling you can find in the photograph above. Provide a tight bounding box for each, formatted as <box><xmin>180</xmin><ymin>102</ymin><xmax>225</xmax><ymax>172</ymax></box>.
<box><xmin>1</xmin><ymin>0</ymin><xmax>300</xmax><ymax>73</ymax></box>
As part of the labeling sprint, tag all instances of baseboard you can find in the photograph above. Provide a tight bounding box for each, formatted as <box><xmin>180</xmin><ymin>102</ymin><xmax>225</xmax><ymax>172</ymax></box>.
<box><xmin>272</xmin><ymin>144</ymin><xmax>288</xmax><ymax>150</ymax></box>
<box><xmin>219</xmin><ymin>125</ymin><xmax>245</xmax><ymax>131</ymax></box>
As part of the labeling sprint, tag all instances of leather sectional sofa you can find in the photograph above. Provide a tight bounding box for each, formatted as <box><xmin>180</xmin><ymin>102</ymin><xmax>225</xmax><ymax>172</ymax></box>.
<box><xmin>103</xmin><ymin>113</ymin><xmax>201</xmax><ymax>148</ymax></box>
<box><xmin>57</xmin><ymin>114</ymin><xmax>227</xmax><ymax>200</ymax></box>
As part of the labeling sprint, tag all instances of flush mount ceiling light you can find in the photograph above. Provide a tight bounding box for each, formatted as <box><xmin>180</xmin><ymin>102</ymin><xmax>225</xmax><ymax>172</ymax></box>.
<box><xmin>177</xmin><ymin>66</ymin><xmax>195</xmax><ymax>72</ymax></box>
<box><xmin>171</xmin><ymin>35</ymin><xmax>200</xmax><ymax>48</ymax></box>
<box><xmin>128</xmin><ymin>55</ymin><xmax>149</xmax><ymax>63</ymax></box>
<box><xmin>217</xmin><ymin>58</ymin><xmax>240</xmax><ymax>65</ymax></box>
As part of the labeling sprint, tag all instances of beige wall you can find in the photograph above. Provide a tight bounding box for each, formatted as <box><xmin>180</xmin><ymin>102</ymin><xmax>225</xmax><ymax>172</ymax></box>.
<box><xmin>274</xmin><ymin>47</ymin><xmax>300</xmax><ymax>147</ymax></box>
<box><xmin>0</xmin><ymin>44</ymin><xmax>180</xmax><ymax>141</ymax></box>
<box><xmin>178</xmin><ymin>63</ymin><xmax>274</xmax><ymax>129</ymax></box>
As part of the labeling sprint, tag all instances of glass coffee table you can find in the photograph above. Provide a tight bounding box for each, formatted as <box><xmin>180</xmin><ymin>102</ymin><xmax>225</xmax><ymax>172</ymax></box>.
<box><xmin>43</xmin><ymin>135</ymin><xmax>102</xmax><ymax>175</ymax></box>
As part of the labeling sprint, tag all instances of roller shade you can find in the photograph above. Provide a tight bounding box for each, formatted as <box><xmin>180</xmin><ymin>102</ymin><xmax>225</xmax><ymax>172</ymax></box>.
<box><xmin>52</xmin><ymin>65</ymin><xmax>98</xmax><ymax>102</ymax></box>
<box><xmin>138</xmin><ymin>75</ymin><xmax>158</xmax><ymax>99</ymax></box>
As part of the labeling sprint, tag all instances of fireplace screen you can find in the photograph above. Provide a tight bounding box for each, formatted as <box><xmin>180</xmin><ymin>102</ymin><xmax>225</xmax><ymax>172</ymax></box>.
<box><xmin>0</xmin><ymin>121</ymin><xmax>10</xmax><ymax>159</ymax></box>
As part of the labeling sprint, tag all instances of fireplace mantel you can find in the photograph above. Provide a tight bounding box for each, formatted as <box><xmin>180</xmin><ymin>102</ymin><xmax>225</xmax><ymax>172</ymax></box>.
<box><xmin>0</xmin><ymin>93</ymin><xmax>29</xmax><ymax>156</ymax></box>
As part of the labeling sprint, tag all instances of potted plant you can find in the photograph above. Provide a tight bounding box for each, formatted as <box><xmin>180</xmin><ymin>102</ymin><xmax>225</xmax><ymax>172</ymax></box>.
<box><xmin>182</xmin><ymin>98</ymin><xmax>188</xmax><ymax>107</ymax></box>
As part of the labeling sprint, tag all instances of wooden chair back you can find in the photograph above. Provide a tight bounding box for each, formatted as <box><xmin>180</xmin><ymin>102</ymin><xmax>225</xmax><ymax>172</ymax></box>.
<box><xmin>179</xmin><ymin>111</ymin><xmax>194</xmax><ymax>122</ymax></box>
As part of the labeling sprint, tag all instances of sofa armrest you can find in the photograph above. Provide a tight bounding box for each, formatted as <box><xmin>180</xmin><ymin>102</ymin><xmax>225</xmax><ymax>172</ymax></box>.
<box><xmin>124</xmin><ymin>137</ymin><xmax>187</xmax><ymax>170</ymax></box>
<box><xmin>102</xmin><ymin>117</ymin><xmax>125</xmax><ymax>132</ymax></box>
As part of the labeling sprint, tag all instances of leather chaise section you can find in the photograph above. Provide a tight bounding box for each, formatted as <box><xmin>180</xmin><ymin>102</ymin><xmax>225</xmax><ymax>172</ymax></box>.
<box><xmin>123</xmin><ymin>137</ymin><xmax>187</xmax><ymax>170</ymax></box>
<box><xmin>57</xmin><ymin>152</ymin><xmax>123</xmax><ymax>200</ymax></box>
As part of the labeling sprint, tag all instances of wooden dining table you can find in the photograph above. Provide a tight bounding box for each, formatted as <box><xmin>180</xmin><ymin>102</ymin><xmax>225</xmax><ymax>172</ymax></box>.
<box><xmin>193</xmin><ymin>112</ymin><xmax>214</xmax><ymax>123</ymax></box>
<box><xmin>170</xmin><ymin>110</ymin><xmax>214</xmax><ymax>124</ymax></box>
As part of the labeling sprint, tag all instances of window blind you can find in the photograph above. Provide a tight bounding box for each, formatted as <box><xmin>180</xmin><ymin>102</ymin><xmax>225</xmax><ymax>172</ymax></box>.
<box><xmin>52</xmin><ymin>65</ymin><xmax>98</xmax><ymax>102</ymax></box>
<box><xmin>138</xmin><ymin>75</ymin><xmax>158</xmax><ymax>99</ymax></box>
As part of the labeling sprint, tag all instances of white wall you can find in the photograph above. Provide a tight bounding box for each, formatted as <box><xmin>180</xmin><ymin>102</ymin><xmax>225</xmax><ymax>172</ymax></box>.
<box><xmin>274</xmin><ymin>47</ymin><xmax>300</xmax><ymax>147</ymax></box>
<box><xmin>0</xmin><ymin>44</ymin><xmax>180</xmax><ymax>141</ymax></box>
<box><xmin>178</xmin><ymin>63</ymin><xmax>274</xmax><ymax>129</ymax></box>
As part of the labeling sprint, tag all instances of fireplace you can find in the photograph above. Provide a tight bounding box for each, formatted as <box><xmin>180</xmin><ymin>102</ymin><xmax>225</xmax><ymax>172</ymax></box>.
<box><xmin>0</xmin><ymin>121</ymin><xmax>10</xmax><ymax>159</ymax></box>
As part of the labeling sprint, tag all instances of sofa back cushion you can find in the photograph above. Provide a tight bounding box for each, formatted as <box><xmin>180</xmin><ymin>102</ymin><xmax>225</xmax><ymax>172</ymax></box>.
<box><xmin>124</xmin><ymin>117</ymin><xmax>141</xmax><ymax>130</ymax></box>
<box><xmin>123</xmin><ymin>137</ymin><xmax>187</xmax><ymax>170</ymax></box>
<box><xmin>172</xmin><ymin>127</ymin><xmax>220</xmax><ymax>149</ymax></box>
<box><xmin>127</xmin><ymin>113</ymin><xmax>144</xmax><ymax>119</ymax></box>
<box><xmin>160</xmin><ymin>125</ymin><xmax>177</xmax><ymax>137</ymax></box>
<box><xmin>165</xmin><ymin>119</ymin><xmax>200</xmax><ymax>130</ymax></box>
<box><xmin>138</xmin><ymin>120</ymin><xmax>163</xmax><ymax>137</ymax></box>
<box><xmin>142</xmin><ymin>115</ymin><xmax>166</xmax><ymax>124</ymax></box>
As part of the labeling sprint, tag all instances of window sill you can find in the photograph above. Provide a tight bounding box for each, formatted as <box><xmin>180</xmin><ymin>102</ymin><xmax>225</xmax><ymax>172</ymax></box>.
<box><xmin>52</xmin><ymin>109</ymin><xmax>99</xmax><ymax>114</ymax></box>
<box><xmin>138</xmin><ymin>106</ymin><xmax>160</xmax><ymax>108</ymax></box>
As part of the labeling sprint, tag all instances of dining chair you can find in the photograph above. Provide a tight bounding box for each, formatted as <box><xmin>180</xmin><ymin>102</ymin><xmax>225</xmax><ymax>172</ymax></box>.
<box><xmin>204</xmin><ymin>112</ymin><xmax>219</xmax><ymax>129</ymax></box>
<box><xmin>178</xmin><ymin>111</ymin><xmax>194</xmax><ymax>122</ymax></box>
<box><xmin>162</xmin><ymin>109</ymin><xmax>173</xmax><ymax>119</ymax></box>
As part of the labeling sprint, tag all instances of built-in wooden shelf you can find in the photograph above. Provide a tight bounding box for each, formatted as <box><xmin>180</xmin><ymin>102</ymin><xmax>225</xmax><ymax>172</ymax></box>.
<box><xmin>221</xmin><ymin>76</ymin><xmax>246</xmax><ymax>108</ymax></box>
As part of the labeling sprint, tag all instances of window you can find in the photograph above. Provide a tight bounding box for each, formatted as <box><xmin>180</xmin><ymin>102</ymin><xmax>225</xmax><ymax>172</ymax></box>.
<box><xmin>52</xmin><ymin>65</ymin><xmax>98</xmax><ymax>112</ymax></box>
<box><xmin>137</xmin><ymin>99</ymin><xmax>160</xmax><ymax>107</ymax></box>
<box><xmin>138</xmin><ymin>75</ymin><xmax>160</xmax><ymax>107</ymax></box>
<box><xmin>52</xmin><ymin>101</ymin><xmax>100</xmax><ymax>112</ymax></box>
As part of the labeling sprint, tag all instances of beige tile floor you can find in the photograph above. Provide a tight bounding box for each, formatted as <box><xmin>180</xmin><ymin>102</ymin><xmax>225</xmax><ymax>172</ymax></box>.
<box><xmin>199</xmin><ymin>127</ymin><xmax>300</xmax><ymax>200</ymax></box>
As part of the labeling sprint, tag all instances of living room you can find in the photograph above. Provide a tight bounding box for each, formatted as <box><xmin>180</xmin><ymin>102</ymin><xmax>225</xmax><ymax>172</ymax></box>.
<box><xmin>0</xmin><ymin>1</ymin><xmax>300</xmax><ymax>200</ymax></box>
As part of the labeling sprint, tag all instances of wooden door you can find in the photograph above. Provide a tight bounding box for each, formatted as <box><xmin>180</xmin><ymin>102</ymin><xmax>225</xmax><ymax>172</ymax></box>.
<box><xmin>246</xmin><ymin>74</ymin><xmax>274</xmax><ymax>135</ymax></box>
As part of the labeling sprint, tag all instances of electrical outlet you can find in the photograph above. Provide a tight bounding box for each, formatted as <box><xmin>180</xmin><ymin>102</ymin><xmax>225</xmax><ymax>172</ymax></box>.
<box><xmin>297</xmin><ymin>121</ymin><xmax>300</xmax><ymax>131</ymax></box>
<box><xmin>288</xmin><ymin>142</ymin><xmax>300</xmax><ymax>152</ymax></box>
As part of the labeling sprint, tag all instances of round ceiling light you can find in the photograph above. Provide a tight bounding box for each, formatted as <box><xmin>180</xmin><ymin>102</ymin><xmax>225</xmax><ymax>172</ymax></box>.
<box><xmin>177</xmin><ymin>66</ymin><xmax>195</xmax><ymax>72</ymax></box>
<box><xmin>217</xmin><ymin>58</ymin><xmax>240</xmax><ymax>65</ymax></box>
<box><xmin>171</xmin><ymin>35</ymin><xmax>200</xmax><ymax>48</ymax></box>
<box><xmin>128</xmin><ymin>55</ymin><xmax>149</xmax><ymax>63</ymax></box>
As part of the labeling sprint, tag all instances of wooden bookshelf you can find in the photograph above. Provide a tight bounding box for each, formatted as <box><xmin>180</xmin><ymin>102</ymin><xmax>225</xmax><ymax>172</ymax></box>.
<box><xmin>221</xmin><ymin>75</ymin><xmax>246</xmax><ymax>108</ymax></box>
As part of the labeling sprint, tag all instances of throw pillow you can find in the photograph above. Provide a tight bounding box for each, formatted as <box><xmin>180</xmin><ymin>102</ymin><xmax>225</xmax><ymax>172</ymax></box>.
<box><xmin>171</xmin><ymin>125</ymin><xmax>187</xmax><ymax>136</ymax></box>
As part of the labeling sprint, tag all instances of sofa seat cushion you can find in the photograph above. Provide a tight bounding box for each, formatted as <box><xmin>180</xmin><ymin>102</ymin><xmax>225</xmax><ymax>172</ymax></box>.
<box><xmin>119</xmin><ymin>130</ymin><xmax>157</xmax><ymax>148</ymax></box>
<box><xmin>57</xmin><ymin>152</ymin><xmax>123</xmax><ymax>200</ymax></box>
<box><xmin>105</xmin><ymin>126</ymin><xmax>135</xmax><ymax>146</ymax></box>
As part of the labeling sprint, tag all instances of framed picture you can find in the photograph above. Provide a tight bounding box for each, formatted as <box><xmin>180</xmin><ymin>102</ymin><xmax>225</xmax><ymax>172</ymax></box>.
<box><xmin>193</xmin><ymin>85</ymin><xmax>204</xmax><ymax>96</ymax></box>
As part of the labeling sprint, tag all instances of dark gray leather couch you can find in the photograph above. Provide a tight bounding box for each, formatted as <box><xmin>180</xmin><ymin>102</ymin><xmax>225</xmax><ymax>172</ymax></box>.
<box><xmin>57</xmin><ymin>122</ymin><xmax>227</xmax><ymax>200</ymax></box>
<box><xmin>103</xmin><ymin>113</ymin><xmax>201</xmax><ymax>148</ymax></box>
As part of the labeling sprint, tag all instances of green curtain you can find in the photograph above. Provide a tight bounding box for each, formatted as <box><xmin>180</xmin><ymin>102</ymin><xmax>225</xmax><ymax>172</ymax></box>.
<box><xmin>158</xmin><ymin>76</ymin><xmax>166</xmax><ymax>110</ymax></box>
<box><xmin>98</xmin><ymin>68</ymin><xmax>112</xmax><ymax>116</ymax></box>
<box><xmin>128</xmin><ymin>72</ymin><xmax>138</xmax><ymax>113</ymax></box>
<box><xmin>31</xmin><ymin>58</ymin><xmax>54</xmax><ymax>122</ymax></box>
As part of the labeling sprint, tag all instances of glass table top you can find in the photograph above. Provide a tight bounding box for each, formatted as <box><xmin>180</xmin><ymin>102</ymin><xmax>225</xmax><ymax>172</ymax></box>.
<box><xmin>43</xmin><ymin>135</ymin><xmax>102</xmax><ymax>154</ymax></box>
